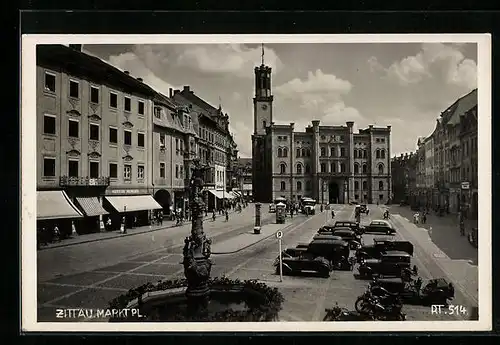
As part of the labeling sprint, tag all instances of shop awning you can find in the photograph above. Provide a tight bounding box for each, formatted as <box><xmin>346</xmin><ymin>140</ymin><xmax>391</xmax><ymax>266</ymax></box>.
<box><xmin>75</xmin><ymin>197</ymin><xmax>109</xmax><ymax>217</ymax></box>
<box><xmin>207</xmin><ymin>189</ymin><xmax>228</xmax><ymax>200</ymax></box>
<box><xmin>37</xmin><ymin>191</ymin><xmax>84</xmax><ymax>220</ymax></box>
<box><xmin>104</xmin><ymin>195</ymin><xmax>162</xmax><ymax>213</ymax></box>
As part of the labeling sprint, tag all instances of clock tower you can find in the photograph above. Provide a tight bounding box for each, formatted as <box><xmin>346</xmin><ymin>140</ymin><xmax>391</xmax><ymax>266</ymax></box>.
<box><xmin>253</xmin><ymin>62</ymin><xmax>273</xmax><ymax>135</ymax></box>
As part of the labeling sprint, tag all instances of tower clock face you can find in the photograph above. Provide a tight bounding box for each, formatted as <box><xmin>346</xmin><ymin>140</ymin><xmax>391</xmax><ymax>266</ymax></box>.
<box><xmin>261</xmin><ymin>104</ymin><xmax>268</xmax><ymax>110</ymax></box>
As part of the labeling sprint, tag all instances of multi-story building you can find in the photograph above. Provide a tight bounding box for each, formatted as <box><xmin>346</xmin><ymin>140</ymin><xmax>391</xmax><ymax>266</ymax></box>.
<box><xmin>36</xmin><ymin>44</ymin><xmax>161</xmax><ymax>235</ymax></box>
<box><xmin>251</xmin><ymin>61</ymin><xmax>392</xmax><ymax>204</ymax></box>
<box><xmin>151</xmin><ymin>92</ymin><xmax>197</xmax><ymax>216</ymax></box>
<box><xmin>391</xmin><ymin>153</ymin><xmax>417</xmax><ymax>204</ymax></box>
<box><xmin>432</xmin><ymin>89</ymin><xmax>477</xmax><ymax>214</ymax></box>
<box><xmin>415</xmin><ymin>137</ymin><xmax>427</xmax><ymax>207</ymax></box>
<box><xmin>172</xmin><ymin>86</ymin><xmax>235</xmax><ymax>211</ymax></box>
<box><xmin>233</xmin><ymin>158</ymin><xmax>253</xmax><ymax>200</ymax></box>
<box><xmin>458</xmin><ymin>105</ymin><xmax>478</xmax><ymax>219</ymax></box>
<box><xmin>424</xmin><ymin>135</ymin><xmax>435</xmax><ymax>207</ymax></box>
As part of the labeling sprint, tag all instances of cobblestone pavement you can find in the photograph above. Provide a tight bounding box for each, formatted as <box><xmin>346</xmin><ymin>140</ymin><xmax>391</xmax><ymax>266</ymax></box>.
<box><xmin>36</xmin><ymin>207</ymin><xmax>306</xmax><ymax>321</ymax></box>
<box><xmin>36</xmin><ymin>204</ymin><xmax>476</xmax><ymax>323</ymax></box>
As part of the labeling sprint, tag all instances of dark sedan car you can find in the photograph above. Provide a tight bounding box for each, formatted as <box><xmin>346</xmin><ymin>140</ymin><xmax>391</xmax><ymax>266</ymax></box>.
<box><xmin>363</xmin><ymin>220</ymin><xmax>396</xmax><ymax>235</ymax></box>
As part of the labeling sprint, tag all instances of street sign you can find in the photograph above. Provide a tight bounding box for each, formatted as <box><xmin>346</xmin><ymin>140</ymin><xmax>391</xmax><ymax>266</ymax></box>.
<box><xmin>276</xmin><ymin>230</ymin><xmax>283</xmax><ymax>239</ymax></box>
<box><xmin>461</xmin><ymin>182</ymin><xmax>470</xmax><ymax>190</ymax></box>
<box><xmin>276</xmin><ymin>231</ymin><xmax>284</xmax><ymax>282</ymax></box>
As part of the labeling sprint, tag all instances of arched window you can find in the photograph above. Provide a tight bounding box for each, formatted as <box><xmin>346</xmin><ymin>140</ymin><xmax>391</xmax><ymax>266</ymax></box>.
<box><xmin>280</xmin><ymin>181</ymin><xmax>286</xmax><ymax>191</ymax></box>
<box><xmin>362</xmin><ymin>164</ymin><xmax>367</xmax><ymax>174</ymax></box>
<box><xmin>305</xmin><ymin>164</ymin><xmax>311</xmax><ymax>173</ymax></box>
<box><xmin>296</xmin><ymin>181</ymin><xmax>302</xmax><ymax>191</ymax></box>
<box><xmin>296</xmin><ymin>163</ymin><xmax>303</xmax><ymax>174</ymax></box>
<box><xmin>320</xmin><ymin>163</ymin><xmax>326</xmax><ymax>173</ymax></box>
<box><xmin>354</xmin><ymin>163</ymin><xmax>359</xmax><ymax>174</ymax></box>
<box><xmin>280</xmin><ymin>163</ymin><xmax>286</xmax><ymax>174</ymax></box>
<box><xmin>376</xmin><ymin>149</ymin><xmax>380</xmax><ymax>159</ymax></box>
<box><xmin>306</xmin><ymin>149</ymin><xmax>311</xmax><ymax>157</ymax></box>
<box><xmin>277</xmin><ymin>148</ymin><xmax>283</xmax><ymax>157</ymax></box>
<box><xmin>354</xmin><ymin>149</ymin><xmax>358</xmax><ymax>158</ymax></box>
<box><xmin>283</xmin><ymin>147</ymin><xmax>288</xmax><ymax>157</ymax></box>
<box><xmin>354</xmin><ymin>181</ymin><xmax>359</xmax><ymax>190</ymax></box>
<box><xmin>340</xmin><ymin>163</ymin><xmax>346</xmax><ymax>173</ymax></box>
<box><xmin>320</xmin><ymin>147</ymin><xmax>326</xmax><ymax>156</ymax></box>
<box><xmin>378</xmin><ymin>163</ymin><xmax>384</xmax><ymax>175</ymax></box>
<box><xmin>296</xmin><ymin>148</ymin><xmax>301</xmax><ymax>157</ymax></box>
<box><xmin>379</xmin><ymin>181</ymin><xmax>384</xmax><ymax>191</ymax></box>
<box><xmin>330</xmin><ymin>147</ymin><xmax>335</xmax><ymax>157</ymax></box>
<box><xmin>305</xmin><ymin>180</ymin><xmax>311</xmax><ymax>190</ymax></box>
<box><xmin>362</xmin><ymin>181</ymin><xmax>367</xmax><ymax>190</ymax></box>
<box><xmin>380</xmin><ymin>149</ymin><xmax>386</xmax><ymax>159</ymax></box>
<box><xmin>331</xmin><ymin>162</ymin><xmax>336</xmax><ymax>173</ymax></box>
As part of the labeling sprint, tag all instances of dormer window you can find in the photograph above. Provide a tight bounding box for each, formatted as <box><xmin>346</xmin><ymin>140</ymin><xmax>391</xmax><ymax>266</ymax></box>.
<box><xmin>154</xmin><ymin>107</ymin><xmax>162</xmax><ymax>118</ymax></box>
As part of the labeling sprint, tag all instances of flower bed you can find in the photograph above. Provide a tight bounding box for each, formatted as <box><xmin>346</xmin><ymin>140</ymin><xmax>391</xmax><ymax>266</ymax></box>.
<box><xmin>109</xmin><ymin>277</ymin><xmax>284</xmax><ymax>322</ymax></box>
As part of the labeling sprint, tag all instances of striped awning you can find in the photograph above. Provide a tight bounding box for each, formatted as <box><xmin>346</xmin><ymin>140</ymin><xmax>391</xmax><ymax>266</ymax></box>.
<box><xmin>105</xmin><ymin>195</ymin><xmax>162</xmax><ymax>213</ymax></box>
<box><xmin>37</xmin><ymin>191</ymin><xmax>83</xmax><ymax>220</ymax></box>
<box><xmin>75</xmin><ymin>197</ymin><xmax>109</xmax><ymax>217</ymax></box>
<box><xmin>208</xmin><ymin>189</ymin><xmax>234</xmax><ymax>199</ymax></box>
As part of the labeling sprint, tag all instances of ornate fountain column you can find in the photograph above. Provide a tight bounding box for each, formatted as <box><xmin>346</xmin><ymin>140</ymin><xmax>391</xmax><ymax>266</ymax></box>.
<box><xmin>183</xmin><ymin>159</ymin><xmax>212</xmax><ymax>317</ymax></box>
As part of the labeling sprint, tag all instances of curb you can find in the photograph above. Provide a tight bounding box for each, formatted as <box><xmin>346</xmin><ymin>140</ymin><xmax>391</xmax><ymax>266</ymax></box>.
<box><xmin>38</xmin><ymin>211</ymin><xmax>243</xmax><ymax>251</ymax></box>
<box><xmin>212</xmin><ymin>215</ymin><xmax>317</xmax><ymax>255</ymax></box>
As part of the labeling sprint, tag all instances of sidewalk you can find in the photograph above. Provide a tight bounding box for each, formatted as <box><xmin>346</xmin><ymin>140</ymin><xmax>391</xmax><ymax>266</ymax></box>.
<box><xmin>38</xmin><ymin>207</ymin><xmax>248</xmax><ymax>250</ymax></box>
<box><xmin>389</xmin><ymin>205</ymin><xmax>478</xmax><ymax>265</ymax></box>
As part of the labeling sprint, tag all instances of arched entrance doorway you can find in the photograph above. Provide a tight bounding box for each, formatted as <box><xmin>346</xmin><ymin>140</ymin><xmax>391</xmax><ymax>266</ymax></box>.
<box><xmin>154</xmin><ymin>189</ymin><xmax>172</xmax><ymax>214</ymax></box>
<box><xmin>328</xmin><ymin>182</ymin><xmax>339</xmax><ymax>204</ymax></box>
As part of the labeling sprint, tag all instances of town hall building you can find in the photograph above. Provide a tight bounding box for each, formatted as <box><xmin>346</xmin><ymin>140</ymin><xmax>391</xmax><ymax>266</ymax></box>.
<box><xmin>251</xmin><ymin>58</ymin><xmax>393</xmax><ymax>205</ymax></box>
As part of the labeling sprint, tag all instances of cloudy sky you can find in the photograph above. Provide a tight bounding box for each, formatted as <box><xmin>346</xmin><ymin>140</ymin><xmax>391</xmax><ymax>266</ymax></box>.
<box><xmin>83</xmin><ymin>42</ymin><xmax>477</xmax><ymax>158</ymax></box>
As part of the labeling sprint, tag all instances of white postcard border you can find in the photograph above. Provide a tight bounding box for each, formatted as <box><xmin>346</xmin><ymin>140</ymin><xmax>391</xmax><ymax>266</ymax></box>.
<box><xmin>21</xmin><ymin>34</ymin><xmax>492</xmax><ymax>332</ymax></box>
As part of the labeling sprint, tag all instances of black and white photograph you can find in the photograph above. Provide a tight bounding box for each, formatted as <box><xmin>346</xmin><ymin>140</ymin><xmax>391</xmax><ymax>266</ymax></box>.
<box><xmin>21</xmin><ymin>34</ymin><xmax>491</xmax><ymax>332</ymax></box>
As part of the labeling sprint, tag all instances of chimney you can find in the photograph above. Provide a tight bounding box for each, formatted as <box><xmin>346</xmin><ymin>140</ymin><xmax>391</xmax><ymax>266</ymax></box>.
<box><xmin>183</xmin><ymin>86</ymin><xmax>190</xmax><ymax>93</ymax></box>
<box><xmin>137</xmin><ymin>77</ymin><xmax>143</xmax><ymax>82</ymax></box>
<box><xmin>174</xmin><ymin>89</ymin><xmax>180</xmax><ymax>95</ymax></box>
<box><xmin>124</xmin><ymin>71</ymin><xmax>130</xmax><ymax>75</ymax></box>
<box><xmin>169</xmin><ymin>88</ymin><xmax>173</xmax><ymax>98</ymax></box>
<box><xmin>68</xmin><ymin>44</ymin><xmax>82</xmax><ymax>52</ymax></box>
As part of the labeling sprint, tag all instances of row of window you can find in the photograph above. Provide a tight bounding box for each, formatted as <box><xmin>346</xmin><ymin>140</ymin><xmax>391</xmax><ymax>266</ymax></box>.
<box><xmin>278</xmin><ymin>162</ymin><xmax>386</xmax><ymax>175</ymax></box>
<box><xmin>43</xmin><ymin>115</ymin><xmax>145</xmax><ymax>147</ymax></box>
<box><xmin>44</xmin><ymin>72</ymin><xmax>146</xmax><ymax>114</ymax></box>
<box><xmin>277</xmin><ymin>180</ymin><xmax>386</xmax><ymax>192</ymax></box>
<box><xmin>42</xmin><ymin>158</ymin><xmax>145</xmax><ymax>180</ymax></box>
<box><xmin>320</xmin><ymin>147</ymin><xmax>346</xmax><ymax>157</ymax></box>
<box><xmin>375</xmin><ymin>138</ymin><xmax>386</xmax><ymax>143</ymax></box>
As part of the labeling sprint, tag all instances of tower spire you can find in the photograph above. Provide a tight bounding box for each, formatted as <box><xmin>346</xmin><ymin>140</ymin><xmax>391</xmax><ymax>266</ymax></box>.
<box><xmin>261</xmin><ymin>43</ymin><xmax>264</xmax><ymax>66</ymax></box>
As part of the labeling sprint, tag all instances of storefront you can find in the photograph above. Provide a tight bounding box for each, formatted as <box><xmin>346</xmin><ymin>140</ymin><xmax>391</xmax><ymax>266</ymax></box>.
<box><xmin>37</xmin><ymin>190</ymin><xmax>84</xmax><ymax>239</ymax></box>
<box><xmin>73</xmin><ymin>196</ymin><xmax>109</xmax><ymax>234</ymax></box>
<box><xmin>104</xmin><ymin>189</ymin><xmax>162</xmax><ymax>229</ymax></box>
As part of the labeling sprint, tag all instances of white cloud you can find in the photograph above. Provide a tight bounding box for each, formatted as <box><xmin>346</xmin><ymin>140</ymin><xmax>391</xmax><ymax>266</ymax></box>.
<box><xmin>176</xmin><ymin>44</ymin><xmax>283</xmax><ymax>77</ymax></box>
<box><xmin>370</xmin><ymin>43</ymin><xmax>477</xmax><ymax>89</ymax></box>
<box><xmin>229</xmin><ymin>120</ymin><xmax>253</xmax><ymax>158</ymax></box>
<box><xmin>106</xmin><ymin>51</ymin><xmax>179</xmax><ymax>95</ymax></box>
<box><xmin>275</xmin><ymin>69</ymin><xmax>352</xmax><ymax>96</ymax></box>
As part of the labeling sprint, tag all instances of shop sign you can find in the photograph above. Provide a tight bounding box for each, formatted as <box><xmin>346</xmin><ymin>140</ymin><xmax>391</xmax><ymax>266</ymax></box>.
<box><xmin>109</xmin><ymin>189</ymin><xmax>142</xmax><ymax>195</ymax></box>
<box><xmin>461</xmin><ymin>182</ymin><xmax>470</xmax><ymax>190</ymax></box>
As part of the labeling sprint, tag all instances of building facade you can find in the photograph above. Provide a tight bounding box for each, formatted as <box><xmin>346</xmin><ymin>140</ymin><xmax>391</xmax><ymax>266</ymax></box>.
<box><xmin>233</xmin><ymin>158</ymin><xmax>253</xmax><ymax>200</ymax></box>
<box><xmin>36</xmin><ymin>44</ymin><xmax>161</xmax><ymax>235</ymax></box>
<box><xmin>172</xmin><ymin>86</ymin><xmax>235</xmax><ymax>211</ymax></box>
<box><xmin>458</xmin><ymin>105</ymin><xmax>478</xmax><ymax>219</ymax></box>
<box><xmin>391</xmin><ymin>153</ymin><xmax>417</xmax><ymax>204</ymax></box>
<box><xmin>251</xmin><ymin>61</ymin><xmax>392</xmax><ymax>204</ymax></box>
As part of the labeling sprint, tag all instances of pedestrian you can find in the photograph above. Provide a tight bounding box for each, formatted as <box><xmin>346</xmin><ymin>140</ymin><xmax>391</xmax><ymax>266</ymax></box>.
<box><xmin>53</xmin><ymin>225</ymin><xmax>61</xmax><ymax>242</ymax></box>
<box><xmin>159</xmin><ymin>211</ymin><xmax>163</xmax><ymax>226</ymax></box>
<box><xmin>331</xmin><ymin>209</ymin><xmax>335</xmax><ymax>219</ymax></box>
<box><xmin>212</xmin><ymin>210</ymin><xmax>216</xmax><ymax>221</ymax></box>
<box><xmin>422</xmin><ymin>211</ymin><xmax>427</xmax><ymax>224</ymax></box>
<box><xmin>225</xmin><ymin>209</ymin><xmax>229</xmax><ymax>222</ymax></box>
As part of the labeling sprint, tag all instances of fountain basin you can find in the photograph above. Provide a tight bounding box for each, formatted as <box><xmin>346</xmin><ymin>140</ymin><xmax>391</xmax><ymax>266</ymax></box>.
<box><xmin>109</xmin><ymin>277</ymin><xmax>284</xmax><ymax>322</ymax></box>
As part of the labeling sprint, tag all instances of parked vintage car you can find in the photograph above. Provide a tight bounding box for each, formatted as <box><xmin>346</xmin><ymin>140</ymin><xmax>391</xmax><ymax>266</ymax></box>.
<box><xmin>334</xmin><ymin>220</ymin><xmax>365</xmax><ymax>235</ymax></box>
<box><xmin>307</xmin><ymin>239</ymin><xmax>354</xmax><ymax>270</ymax></box>
<box><xmin>357</xmin><ymin>251</ymin><xmax>413</xmax><ymax>279</ymax></box>
<box><xmin>371</xmin><ymin>277</ymin><xmax>455</xmax><ymax>305</ymax></box>
<box><xmin>363</xmin><ymin>220</ymin><xmax>397</xmax><ymax>235</ymax></box>
<box><xmin>356</xmin><ymin>239</ymin><xmax>414</xmax><ymax>262</ymax></box>
<box><xmin>274</xmin><ymin>247</ymin><xmax>331</xmax><ymax>277</ymax></box>
<box><xmin>302</xmin><ymin>198</ymin><xmax>317</xmax><ymax>215</ymax></box>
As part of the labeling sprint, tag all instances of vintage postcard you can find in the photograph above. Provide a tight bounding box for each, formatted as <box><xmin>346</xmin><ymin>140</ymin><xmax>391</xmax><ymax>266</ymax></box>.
<box><xmin>21</xmin><ymin>34</ymin><xmax>491</xmax><ymax>332</ymax></box>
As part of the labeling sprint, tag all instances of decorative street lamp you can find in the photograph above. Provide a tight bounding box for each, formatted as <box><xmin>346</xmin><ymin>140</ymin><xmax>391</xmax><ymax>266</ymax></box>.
<box><xmin>183</xmin><ymin>158</ymin><xmax>212</xmax><ymax>317</ymax></box>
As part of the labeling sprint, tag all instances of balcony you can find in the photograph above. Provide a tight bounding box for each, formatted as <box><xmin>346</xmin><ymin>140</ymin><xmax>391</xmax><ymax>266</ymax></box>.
<box><xmin>60</xmin><ymin>176</ymin><xmax>110</xmax><ymax>187</ymax></box>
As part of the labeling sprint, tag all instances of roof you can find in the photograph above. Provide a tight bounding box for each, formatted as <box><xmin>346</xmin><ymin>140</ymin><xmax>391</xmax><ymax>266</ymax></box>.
<box><xmin>154</xmin><ymin>92</ymin><xmax>178</xmax><ymax>110</ymax></box>
<box><xmin>37</xmin><ymin>45</ymin><xmax>157</xmax><ymax>98</ymax></box>
<box><xmin>444</xmin><ymin>89</ymin><xmax>478</xmax><ymax>126</ymax></box>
